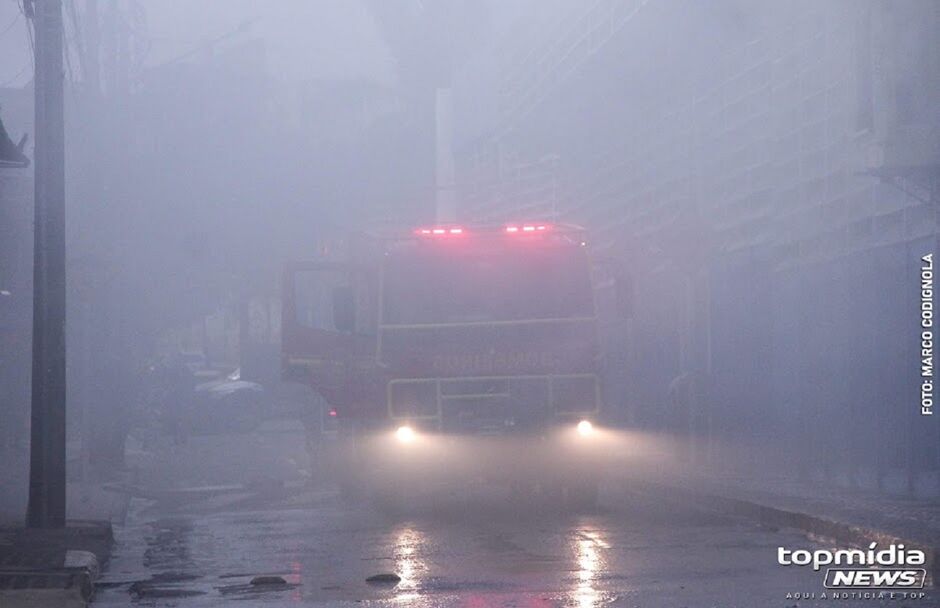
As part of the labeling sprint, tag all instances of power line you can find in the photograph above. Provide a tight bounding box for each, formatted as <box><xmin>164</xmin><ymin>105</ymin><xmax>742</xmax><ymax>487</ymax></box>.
<box><xmin>0</xmin><ymin>63</ymin><xmax>30</xmax><ymax>88</ymax></box>
<box><xmin>20</xmin><ymin>0</ymin><xmax>36</xmax><ymax>73</ymax></box>
<box><xmin>63</xmin><ymin>0</ymin><xmax>85</xmax><ymax>83</ymax></box>
<box><xmin>0</xmin><ymin>11</ymin><xmax>20</xmax><ymax>36</ymax></box>
<box><xmin>0</xmin><ymin>2</ymin><xmax>32</xmax><ymax>87</ymax></box>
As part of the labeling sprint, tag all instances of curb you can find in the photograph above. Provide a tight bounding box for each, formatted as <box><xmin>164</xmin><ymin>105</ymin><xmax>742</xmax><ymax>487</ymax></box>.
<box><xmin>0</xmin><ymin>569</ymin><xmax>93</xmax><ymax>608</ymax></box>
<box><xmin>631</xmin><ymin>479</ymin><xmax>937</xmax><ymax>585</ymax></box>
<box><xmin>0</xmin><ymin>520</ymin><xmax>113</xmax><ymax>607</ymax></box>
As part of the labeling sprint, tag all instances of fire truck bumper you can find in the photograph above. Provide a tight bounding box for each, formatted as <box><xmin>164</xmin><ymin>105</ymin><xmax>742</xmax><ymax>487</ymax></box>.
<box><xmin>353</xmin><ymin>424</ymin><xmax>608</xmax><ymax>508</ymax></box>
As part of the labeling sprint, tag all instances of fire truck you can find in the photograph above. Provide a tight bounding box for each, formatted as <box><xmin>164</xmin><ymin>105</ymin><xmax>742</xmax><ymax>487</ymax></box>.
<box><xmin>281</xmin><ymin>222</ymin><xmax>606</xmax><ymax>508</ymax></box>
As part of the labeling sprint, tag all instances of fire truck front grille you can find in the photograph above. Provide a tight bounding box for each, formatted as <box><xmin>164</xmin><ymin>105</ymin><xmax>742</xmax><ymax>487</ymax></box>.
<box><xmin>388</xmin><ymin>379</ymin><xmax>438</xmax><ymax>419</ymax></box>
<box><xmin>387</xmin><ymin>375</ymin><xmax>599</xmax><ymax>432</ymax></box>
<box><xmin>440</xmin><ymin>378</ymin><xmax>508</xmax><ymax>397</ymax></box>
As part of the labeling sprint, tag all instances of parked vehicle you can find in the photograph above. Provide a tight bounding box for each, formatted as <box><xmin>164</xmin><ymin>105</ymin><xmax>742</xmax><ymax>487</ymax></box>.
<box><xmin>192</xmin><ymin>373</ymin><xmax>265</xmax><ymax>434</ymax></box>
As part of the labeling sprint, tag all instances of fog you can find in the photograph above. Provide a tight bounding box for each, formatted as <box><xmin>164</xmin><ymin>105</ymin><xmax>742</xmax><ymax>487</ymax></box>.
<box><xmin>1</xmin><ymin>0</ymin><xmax>938</xmax><ymax>528</ymax></box>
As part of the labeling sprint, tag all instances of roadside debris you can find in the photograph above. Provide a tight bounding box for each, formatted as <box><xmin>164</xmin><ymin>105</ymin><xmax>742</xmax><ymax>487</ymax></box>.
<box><xmin>217</xmin><ymin>575</ymin><xmax>299</xmax><ymax>596</ymax></box>
<box><xmin>366</xmin><ymin>573</ymin><xmax>402</xmax><ymax>584</ymax></box>
<box><xmin>127</xmin><ymin>580</ymin><xmax>206</xmax><ymax>598</ymax></box>
<box><xmin>250</xmin><ymin>575</ymin><xmax>288</xmax><ymax>586</ymax></box>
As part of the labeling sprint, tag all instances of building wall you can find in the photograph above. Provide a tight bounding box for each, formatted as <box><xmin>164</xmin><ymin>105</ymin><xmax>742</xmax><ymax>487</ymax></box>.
<box><xmin>454</xmin><ymin>0</ymin><xmax>940</xmax><ymax>488</ymax></box>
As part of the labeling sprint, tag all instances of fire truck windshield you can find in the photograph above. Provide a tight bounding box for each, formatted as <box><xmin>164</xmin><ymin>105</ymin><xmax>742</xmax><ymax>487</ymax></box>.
<box><xmin>382</xmin><ymin>245</ymin><xmax>593</xmax><ymax>326</ymax></box>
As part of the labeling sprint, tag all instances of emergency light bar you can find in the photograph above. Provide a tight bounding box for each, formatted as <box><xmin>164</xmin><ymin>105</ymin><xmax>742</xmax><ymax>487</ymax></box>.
<box><xmin>415</xmin><ymin>226</ymin><xmax>464</xmax><ymax>236</ymax></box>
<box><xmin>504</xmin><ymin>224</ymin><xmax>549</xmax><ymax>233</ymax></box>
<box><xmin>413</xmin><ymin>223</ymin><xmax>554</xmax><ymax>237</ymax></box>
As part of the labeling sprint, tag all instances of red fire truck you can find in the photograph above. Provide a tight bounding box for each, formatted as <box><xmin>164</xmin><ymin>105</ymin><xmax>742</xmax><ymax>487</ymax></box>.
<box><xmin>282</xmin><ymin>222</ymin><xmax>605</xmax><ymax>507</ymax></box>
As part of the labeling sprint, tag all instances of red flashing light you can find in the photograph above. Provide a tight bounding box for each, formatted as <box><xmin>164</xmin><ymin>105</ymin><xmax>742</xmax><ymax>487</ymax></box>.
<box><xmin>415</xmin><ymin>224</ymin><xmax>552</xmax><ymax>237</ymax></box>
<box><xmin>329</xmin><ymin>409</ymin><xmax>337</xmax><ymax>417</ymax></box>
<box><xmin>415</xmin><ymin>225</ymin><xmax>465</xmax><ymax>237</ymax></box>
<box><xmin>506</xmin><ymin>223</ymin><xmax>550</xmax><ymax>234</ymax></box>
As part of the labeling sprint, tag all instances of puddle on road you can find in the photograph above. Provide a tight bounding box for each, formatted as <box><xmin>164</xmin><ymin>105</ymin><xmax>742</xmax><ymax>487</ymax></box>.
<box><xmin>420</xmin><ymin>577</ymin><xmax>518</xmax><ymax>592</ymax></box>
<box><xmin>215</xmin><ymin>580</ymin><xmax>300</xmax><ymax>597</ymax></box>
<box><xmin>126</xmin><ymin>572</ymin><xmax>208</xmax><ymax>600</ymax></box>
<box><xmin>129</xmin><ymin>586</ymin><xmax>207</xmax><ymax>599</ymax></box>
<box><xmin>143</xmin><ymin>519</ymin><xmax>197</xmax><ymax>573</ymax></box>
<box><xmin>101</xmin><ymin>495</ymin><xmax>644</xmax><ymax>606</ymax></box>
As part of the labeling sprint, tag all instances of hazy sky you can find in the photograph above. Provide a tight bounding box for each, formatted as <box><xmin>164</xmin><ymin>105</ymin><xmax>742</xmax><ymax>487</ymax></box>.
<box><xmin>0</xmin><ymin>0</ymin><xmax>31</xmax><ymax>87</ymax></box>
<box><xmin>0</xmin><ymin>0</ymin><xmax>396</xmax><ymax>88</ymax></box>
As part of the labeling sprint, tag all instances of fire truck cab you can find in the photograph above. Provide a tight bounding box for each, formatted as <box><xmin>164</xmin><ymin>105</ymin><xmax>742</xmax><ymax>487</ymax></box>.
<box><xmin>282</xmin><ymin>223</ymin><xmax>605</xmax><ymax>508</ymax></box>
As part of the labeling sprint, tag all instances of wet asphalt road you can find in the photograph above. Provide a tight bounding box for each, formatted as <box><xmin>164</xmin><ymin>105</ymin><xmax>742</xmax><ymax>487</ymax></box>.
<box><xmin>95</xmin><ymin>424</ymin><xmax>909</xmax><ymax>607</ymax></box>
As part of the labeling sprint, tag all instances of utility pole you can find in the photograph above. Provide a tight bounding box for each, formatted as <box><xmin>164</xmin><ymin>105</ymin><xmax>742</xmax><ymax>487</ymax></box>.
<box><xmin>27</xmin><ymin>0</ymin><xmax>67</xmax><ymax>529</ymax></box>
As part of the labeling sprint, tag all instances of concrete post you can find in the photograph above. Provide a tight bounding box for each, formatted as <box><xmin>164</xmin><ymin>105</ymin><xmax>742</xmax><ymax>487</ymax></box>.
<box><xmin>27</xmin><ymin>0</ymin><xmax>68</xmax><ymax>528</ymax></box>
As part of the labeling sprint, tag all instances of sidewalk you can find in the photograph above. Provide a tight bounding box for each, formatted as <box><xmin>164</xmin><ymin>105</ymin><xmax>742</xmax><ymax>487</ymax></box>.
<box><xmin>0</xmin><ymin>520</ymin><xmax>112</xmax><ymax>608</ymax></box>
<box><xmin>661</xmin><ymin>469</ymin><xmax>939</xmax><ymax>545</ymax></box>
<box><xmin>0</xmin><ymin>447</ymin><xmax>130</xmax><ymax>607</ymax></box>
<box><xmin>629</xmin><ymin>465</ymin><xmax>940</xmax><ymax>578</ymax></box>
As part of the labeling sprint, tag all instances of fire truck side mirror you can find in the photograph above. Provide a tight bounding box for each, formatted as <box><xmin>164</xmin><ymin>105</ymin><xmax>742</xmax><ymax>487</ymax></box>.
<box><xmin>332</xmin><ymin>285</ymin><xmax>356</xmax><ymax>333</ymax></box>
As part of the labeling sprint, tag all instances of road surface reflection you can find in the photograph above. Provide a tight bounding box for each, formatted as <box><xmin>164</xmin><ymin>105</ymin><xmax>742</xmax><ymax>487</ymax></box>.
<box><xmin>393</xmin><ymin>525</ymin><xmax>427</xmax><ymax>603</ymax></box>
<box><xmin>573</xmin><ymin>528</ymin><xmax>610</xmax><ymax>608</ymax></box>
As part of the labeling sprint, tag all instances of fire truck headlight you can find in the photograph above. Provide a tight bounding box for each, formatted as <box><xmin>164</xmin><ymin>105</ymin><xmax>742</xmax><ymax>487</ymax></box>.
<box><xmin>576</xmin><ymin>419</ymin><xmax>594</xmax><ymax>437</ymax></box>
<box><xmin>395</xmin><ymin>425</ymin><xmax>416</xmax><ymax>444</ymax></box>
